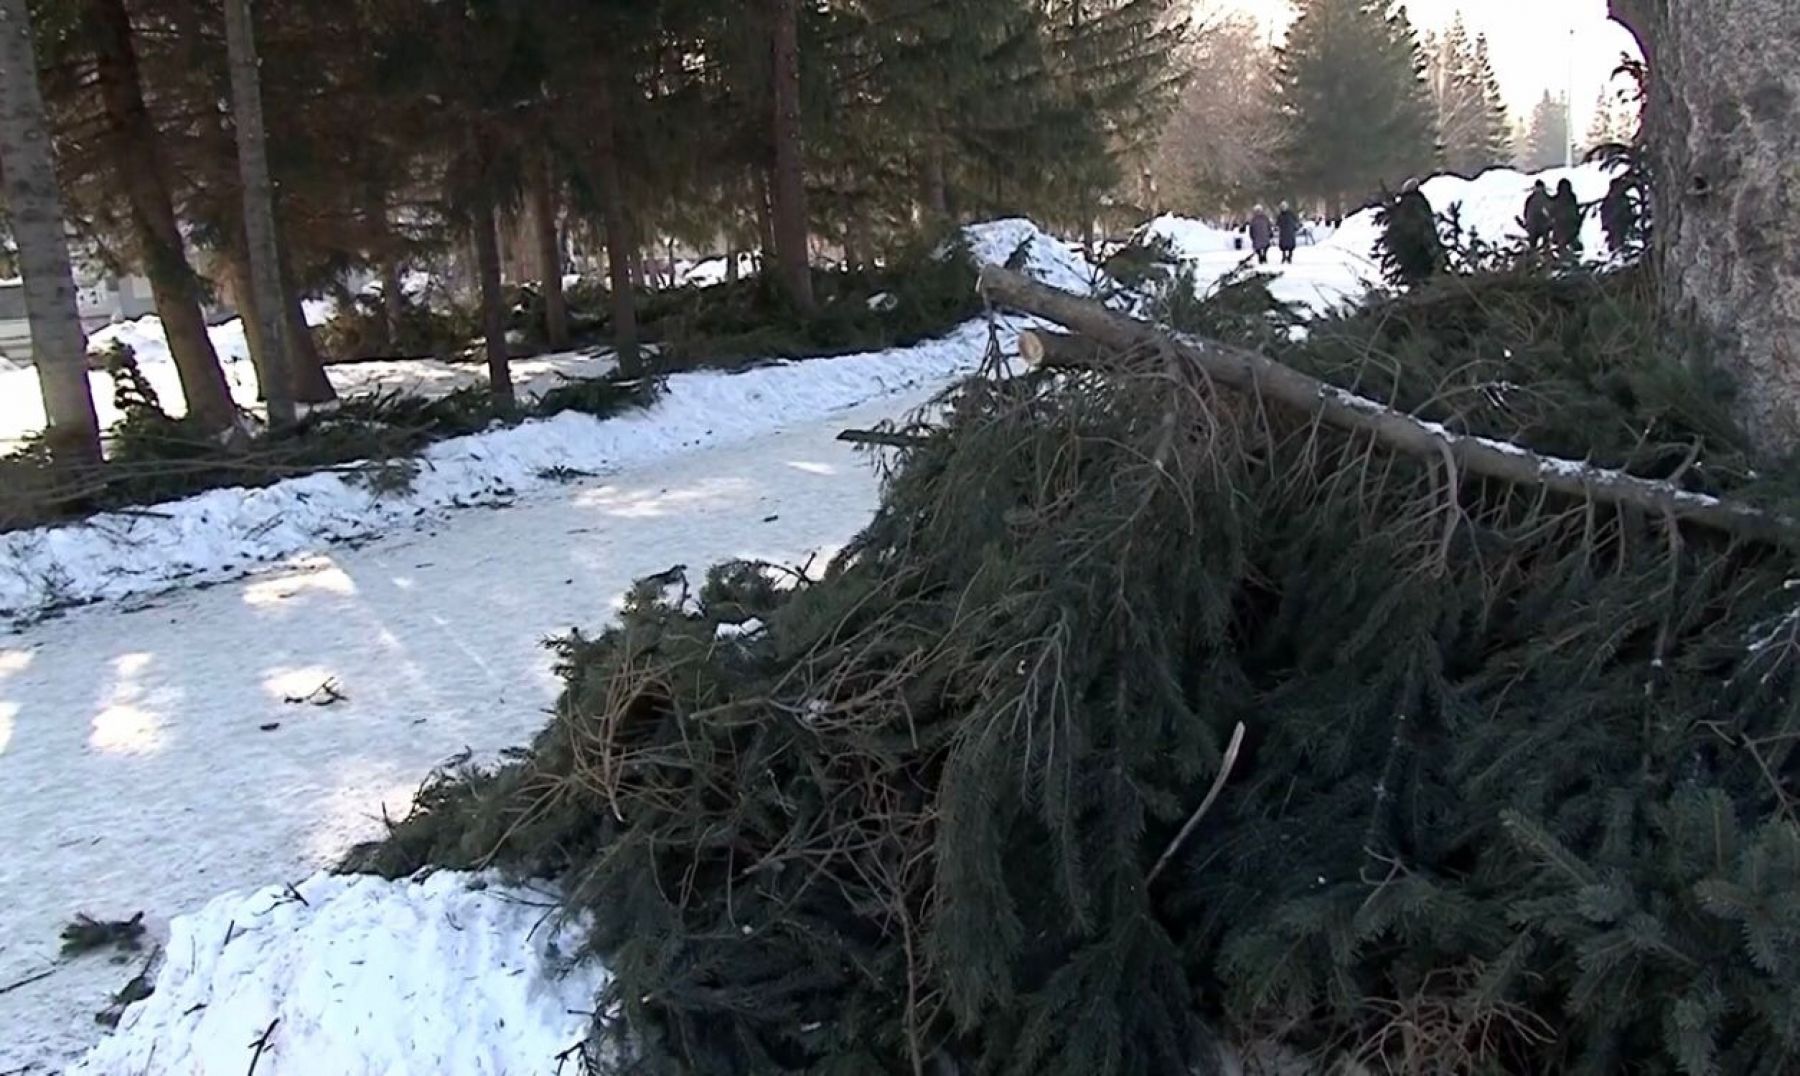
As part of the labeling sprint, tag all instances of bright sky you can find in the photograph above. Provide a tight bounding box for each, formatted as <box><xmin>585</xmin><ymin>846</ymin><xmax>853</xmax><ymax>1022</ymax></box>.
<box><xmin>1236</xmin><ymin>0</ymin><xmax>1643</xmax><ymax>131</ymax></box>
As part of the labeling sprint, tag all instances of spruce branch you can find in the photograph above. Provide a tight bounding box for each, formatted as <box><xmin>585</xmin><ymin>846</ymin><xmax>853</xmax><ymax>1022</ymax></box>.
<box><xmin>1147</xmin><ymin>722</ymin><xmax>1246</xmax><ymax>885</ymax></box>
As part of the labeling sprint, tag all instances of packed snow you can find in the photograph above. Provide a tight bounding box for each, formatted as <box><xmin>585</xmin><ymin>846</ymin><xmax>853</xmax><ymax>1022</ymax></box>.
<box><xmin>963</xmin><ymin>218</ymin><xmax>1103</xmax><ymax>296</ymax></box>
<box><xmin>0</xmin><ymin>319</ymin><xmax>1004</xmax><ymax>624</ymax></box>
<box><xmin>71</xmin><ymin>872</ymin><xmax>606</xmax><ymax>1076</ymax></box>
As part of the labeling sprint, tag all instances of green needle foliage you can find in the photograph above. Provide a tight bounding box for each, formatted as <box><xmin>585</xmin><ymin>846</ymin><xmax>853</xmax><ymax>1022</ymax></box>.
<box><xmin>353</xmin><ymin>265</ymin><xmax>1800</xmax><ymax>1075</ymax></box>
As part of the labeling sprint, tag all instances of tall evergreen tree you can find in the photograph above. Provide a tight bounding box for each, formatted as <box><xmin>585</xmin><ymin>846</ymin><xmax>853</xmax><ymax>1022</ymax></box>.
<box><xmin>1274</xmin><ymin>0</ymin><xmax>1438</xmax><ymax>216</ymax></box>
<box><xmin>1519</xmin><ymin>90</ymin><xmax>1570</xmax><ymax>171</ymax></box>
<box><xmin>1425</xmin><ymin>17</ymin><xmax>1510</xmax><ymax>176</ymax></box>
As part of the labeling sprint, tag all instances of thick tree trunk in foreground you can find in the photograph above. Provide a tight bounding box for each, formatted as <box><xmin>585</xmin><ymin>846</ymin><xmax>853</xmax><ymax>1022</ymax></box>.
<box><xmin>528</xmin><ymin>148</ymin><xmax>569</xmax><ymax>349</ymax></box>
<box><xmin>0</xmin><ymin>0</ymin><xmax>101</xmax><ymax>466</ymax></box>
<box><xmin>470</xmin><ymin>193</ymin><xmax>514</xmax><ymax>410</ymax></box>
<box><xmin>89</xmin><ymin>0</ymin><xmax>236</xmax><ymax>433</ymax></box>
<box><xmin>1612</xmin><ymin>0</ymin><xmax>1800</xmax><ymax>456</ymax></box>
<box><xmin>982</xmin><ymin>267</ymin><xmax>1794</xmax><ymax>546</ymax></box>
<box><xmin>593</xmin><ymin>68</ymin><xmax>640</xmax><ymax>375</ymax></box>
<box><xmin>767</xmin><ymin>0</ymin><xmax>815</xmax><ymax>312</ymax></box>
<box><xmin>221</xmin><ymin>0</ymin><xmax>294</xmax><ymax>425</ymax></box>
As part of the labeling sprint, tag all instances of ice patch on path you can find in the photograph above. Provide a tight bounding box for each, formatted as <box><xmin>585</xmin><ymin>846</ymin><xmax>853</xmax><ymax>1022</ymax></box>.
<box><xmin>0</xmin><ymin>319</ymin><xmax>1002</xmax><ymax>622</ymax></box>
<box><xmin>73</xmin><ymin>871</ymin><xmax>606</xmax><ymax>1076</ymax></box>
<box><xmin>963</xmin><ymin>219</ymin><xmax>1103</xmax><ymax>295</ymax></box>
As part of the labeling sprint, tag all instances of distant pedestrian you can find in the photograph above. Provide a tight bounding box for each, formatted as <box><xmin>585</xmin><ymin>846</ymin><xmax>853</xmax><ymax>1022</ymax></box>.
<box><xmin>1379</xmin><ymin>179</ymin><xmax>1443</xmax><ymax>287</ymax></box>
<box><xmin>1523</xmin><ymin>180</ymin><xmax>1552</xmax><ymax>250</ymax></box>
<box><xmin>1600</xmin><ymin>174</ymin><xmax>1639</xmax><ymax>254</ymax></box>
<box><xmin>1550</xmin><ymin>179</ymin><xmax>1584</xmax><ymax>254</ymax></box>
<box><xmin>1276</xmin><ymin>202</ymin><xmax>1301</xmax><ymax>265</ymax></box>
<box><xmin>1248</xmin><ymin>205</ymin><xmax>1274</xmax><ymax>265</ymax></box>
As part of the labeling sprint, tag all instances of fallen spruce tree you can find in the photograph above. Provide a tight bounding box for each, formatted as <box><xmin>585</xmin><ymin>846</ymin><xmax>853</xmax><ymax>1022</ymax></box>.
<box><xmin>352</xmin><ymin>261</ymin><xmax>1800</xmax><ymax>1075</ymax></box>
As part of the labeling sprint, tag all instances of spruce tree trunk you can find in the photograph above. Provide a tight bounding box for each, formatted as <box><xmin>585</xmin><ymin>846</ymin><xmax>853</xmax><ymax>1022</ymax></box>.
<box><xmin>221</xmin><ymin>0</ymin><xmax>294</xmax><ymax>424</ymax></box>
<box><xmin>528</xmin><ymin>148</ymin><xmax>569</xmax><ymax>349</ymax></box>
<box><xmin>0</xmin><ymin>0</ymin><xmax>101</xmax><ymax>466</ymax></box>
<box><xmin>1612</xmin><ymin>0</ymin><xmax>1800</xmax><ymax>456</ymax></box>
<box><xmin>222</xmin><ymin>247</ymin><xmax>270</xmax><ymax>398</ymax></box>
<box><xmin>380</xmin><ymin>258</ymin><xmax>404</xmax><ymax>347</ymax></box>
<box><xmin>593</xmin><ymin>66</ymin><xmax>640</xmax><ymax>375</ymax></box>
<box><xmin>88</xmin><ymin>0</ymin><xmax>236</xmax><ymax>434</ymax></box>
<box><xmin>754</xmin><ymin>168</ymin><xmax>776</xmax><ymax>270</ymax></box>
<box><xmin>725</xmin><ymin>246</ymin><xmax>740</xmax><ymax>283</ymax></box>
<box><xmin>277</xmin><ymin>243</ymin><xmax>334</xmax><ymax>403</ymax></box>
<box><xmin>766</xmin><ymin>0</ymin><xmax>814</xmax><ymax>312</ymax></box>
<box><xmin>470</xmin><ymin>192</ymin><xmax>514</xmax><ymax>410</ymax></box>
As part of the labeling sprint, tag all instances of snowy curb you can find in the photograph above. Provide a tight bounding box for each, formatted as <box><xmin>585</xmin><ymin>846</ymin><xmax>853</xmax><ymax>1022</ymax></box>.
<box><xmin>71</xmin><ymin>871</ymin><xmax>607</xmax><ymax>1076</ymax></box>
<box><xmin>0</xmin><ymin>320</ymin><xmax>1007</xmax><ymax>624</ymax></box>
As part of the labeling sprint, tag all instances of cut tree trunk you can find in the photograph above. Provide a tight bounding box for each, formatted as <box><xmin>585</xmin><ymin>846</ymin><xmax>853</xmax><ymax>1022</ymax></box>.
<box><xmin>471</xmin><ymin>192</ymin><xmax>514</xmax><ymax>411</ymax></box>
<box><xmin>766</xmin><ymin>0</ymin><xmax>815</xmax><ymax>312</ymax></box>
<box><xmin>1611</xmin><ymin>0</ymin><xmax>1800</xmax><ymax>456</ymax></box>
<box><xmin>0</xmin><ymin>0</ymin><xmax>101</xmax><ymax>466</ymax></box>
<box><xmin>528</xmin><ymin>148</ymin><xmax>569</xmax><ymax>349</ymax></box>
<box><xmin>89</xmin><ymin>0</ymin><xmax>237</xmax><ymax>434</ymax></box>
<box><xmin>592</xmin><ymin>65</ymin><xmax>640</xmax><ymax>375</ymax></box>
<box><xmin>981</xmin><ymin>266</ymin><xmax>1795</xmax><ymax>546</ymax></box>
<box><xmin>221</xmin><ymin>0</ymin><xmax>294</xmax><ymax>425</ymax></box>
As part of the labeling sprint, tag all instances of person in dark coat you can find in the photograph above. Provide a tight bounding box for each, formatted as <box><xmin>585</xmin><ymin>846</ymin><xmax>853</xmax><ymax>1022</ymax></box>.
<box><xmin>1600</xmin><ymin>174</ymin><xmax>1639</xmax><ymax>255</ymax></box>
<box><xmin>1276</xmin><ymin>202</ymin><xmax>1301</xmax><ymax>264</ymax></box>
<box><xmin>1379</xmin><ymin>179</ymin><xmax>1443</xmax><ymax>287</ymax></box>
<box><xmin>1549</xmin><ymin>178</ymin><xmax>1584</xmax><ymax>254</ymax></box>
<box><xmin>1248</xmin><ymin>205</ymin><xmax>1274</xmax><ymax>264</ymax></box>
<box><xmin>1523</xmin><ymin>180</ymin><xmax>1553</xmax><ymax>251</ymax></box>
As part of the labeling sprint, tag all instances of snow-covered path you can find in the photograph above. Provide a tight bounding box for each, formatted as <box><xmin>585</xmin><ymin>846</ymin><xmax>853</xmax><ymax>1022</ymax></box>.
<box><xmin>0</xmin><ymin>389</ymin><xmax>930</xmax><ymax>1073</ymax></box>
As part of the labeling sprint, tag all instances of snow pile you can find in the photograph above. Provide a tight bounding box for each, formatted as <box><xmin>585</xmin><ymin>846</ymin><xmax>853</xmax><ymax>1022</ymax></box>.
<box><xmin>963</xmin><ymin>219</ymin><xmax>1102</xmax><ymax>295</ymax></box>
<box><xmin>1138</xmin><ymin>214</ymin><xmax>1244</xmax><ymax>259</ymax></box>
<box><xmin>87</xmin><ymin>301</ymin><xmax>336</xmax><ymax>370</ymax></box>
<box><xmin>74</xmin><ymin>872</ymin><xmax>606</xmax><ymax>1076</ymax></box>
<box><xmin>1326</xmin><ymin>162</ymin><xmax>1621</xmax><ymax>261</ymax></box>
<box><xmin>677</xmin><ymin>253</ymin><xmax>759</xmax><ymax>288</ymax></box>
<box><xmin>0</xmin><ymin>319</ymin><xmax>1000</xmax><ymax>621</ymax></box>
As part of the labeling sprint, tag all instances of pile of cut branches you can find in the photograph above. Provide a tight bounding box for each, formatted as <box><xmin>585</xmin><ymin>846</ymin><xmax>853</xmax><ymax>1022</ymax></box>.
<box><xmin>355</xmin><ymin>265</ymin><xmax>1800</xmax><ymax>1076</ymax></box>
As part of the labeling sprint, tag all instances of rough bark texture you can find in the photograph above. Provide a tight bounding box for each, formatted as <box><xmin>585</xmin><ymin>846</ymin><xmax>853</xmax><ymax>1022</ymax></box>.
<box><xmin>981</xmin><ymin>266</ymin><xmax>1796</xmax><ymax>546</ymax></box>
<box><xmin>528</xmin><ymin>149</ymin><xmax>569</xmax><ymax>349</ymax></box>
<box><xmin>767</xmin><ymin>0</ymin><xmax>815</xmax><ymax>312</ymax></box>
<box><xmin>89</xmin><ymin>0</ymin><xmax>236</xmax><ymax>433</ymax></box>
<box><xmin>222</xmin><ymin>0</ymin><xmax>294</xmax><ymax>424</ymax></box>
<box><xmin>471</xmin><ymin>193</ymin><xmax>514</xmax><ymax>410</ymax></box>
<box><xmin>277</xmin><ymin>243</ymin><xmax>335</xmax><ymax>403</ymax></box>
<box><xmin>0</xmin><ymin>0</ymin><xmax>101</xmax><ymax>465</ymax></box>
<box><xmin>1613</xmin><ymin>0</ymin><xmax>1800</xmax><ymax>456</ymax></box>
<box><xmin>593</xmin><ymin>68</ymin><xmax>640</xmax><ymax>375</ymax></box>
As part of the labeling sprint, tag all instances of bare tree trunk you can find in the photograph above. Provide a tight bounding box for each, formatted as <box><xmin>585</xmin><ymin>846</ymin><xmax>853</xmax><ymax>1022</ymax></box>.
<box><xmin>89</xmin><ymin>0</ymin><xmax>236</xmax><ymax>434</ymax></box>
<box><xmin>470</xmin><ymin>191</ymin><xmax>513</xmax><ymax>410</ymax></box>
<box><xmin>593</xmin><ymin>66</ymin><xmax>640</xmax><ymax>375</ymax></box>
<box><xmin>379</xmin><ymin>258</ymin><xmax>402</xmax><ymax>339</ymax></box>
<box><xmin>221</xmin><ymin>248</ymin><xmax>269</xmax><ymax>397</ymax></box>
<box><xmin>725</xmin><ymin>246</ymin><xmax>740</xmax><ymax>283</ymax></box>
<box><xmin>1611</xmin><ymin>0</ymin><xmax>1800</xmax><ymax>456</ymax></box>
<box><xmin>277</xmin><ymin>243</ymin><xmax>334</xmax><ymax>403</ymax></box>
<box><xmin>754</xmin><ymin>168</ymin><xmax>776</xmax><ymax>270</ymax></box>
<box><xmin>221</xmin><ymin>0</ymin><xmax>294</xmax><ymax>425</ymax></box>
<box><xmin>527</xmin><ymin>148</ymin><xmax>569</xmax><ymax>349</ymax></box>
<box><xmin>767</xmin><ymin>0</ymin><xmax>815</xmax><ymax>312</ymax></box>
<box><xmin>0</xmin><ymin>0</ymin><xmax>100</xmax><ymax>466</ymax></box>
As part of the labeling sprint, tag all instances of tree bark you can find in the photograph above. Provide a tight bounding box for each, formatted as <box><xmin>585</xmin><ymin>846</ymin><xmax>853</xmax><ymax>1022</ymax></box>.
<box><xmin>527</xmin><ymin>147</ymin><xmax>569</xmax><ymax>349</ymax></box>
<box><xmin>221</xmin><ymin>0</ymin><xmax>294</xmax><ymax>425</ymax></box>
<box><xmin>380</xmin><ymin>257</ymin><xmax>404</xmax><ymax>348</ymax></box>
<box><xmin>766</xmin><ymin>0</ymin><xmax>815</xmax><ymax>312</ymax></box>
<box><xmin>470</xmin><ymin>189</ymin><xmax>513</xmax><ymax>410</ymax></box>
<box><xmin>88</xmin><ymin>0</ymin><xmax>237</xmax><ymax>434</ymax></box>
<box><xmin>754</xmin><ymin>168</ymin><xmax>776</xmax><ymax>270</ymax></box>
<box><xmin>277</xmin><ymin>242</ymin><xmax>334</xmax><ymax>403</ymax></box>
<box><xmin>0</xmin><ymin>0</ymin><xmax>101</xmax><ymax>466</ymax></box>
<box><xmin>981</xmin><ymin>266</ymin><xmax>1795</xmax><ymax>546</ymax></box>
<box><xmin>592</xmin><ymin>65</ymin><xmax>640</xmax><ymax>375</ymax></box>
<box><xmin>220</xmin><ymin>248</ymin><xmax>270</xmax><ymax>398</ymax></box>
<box><xmin>1611</xmin><ymin>0</ymin><xmax>1800</xmax><ymax>456</ymax></box>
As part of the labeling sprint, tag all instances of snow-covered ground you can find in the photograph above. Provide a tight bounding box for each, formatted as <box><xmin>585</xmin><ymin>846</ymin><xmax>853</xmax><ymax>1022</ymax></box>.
<box><xmin>1143</xmin><ymin>162</ymin><xmax>1622</xmax><ymax>316</ymax></box>
<box><xmin>0</xmin><ymin>382</ymin><xmax>965</xmax><ymax>1072</ymax></box>
<box><xmin>0</xmin><ymin>321</ymin><xmax>1001</xmax><ymax>624</ymax></box>
<box><xmin>71</xmin><ymin>872</ymin><xmax>606</xmax><ymax>1076</ymax></box>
